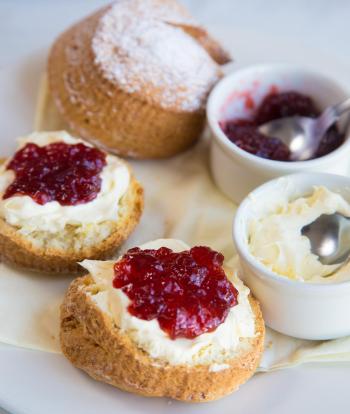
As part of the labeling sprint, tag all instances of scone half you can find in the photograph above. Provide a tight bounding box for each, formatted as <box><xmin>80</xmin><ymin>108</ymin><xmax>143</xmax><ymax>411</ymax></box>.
<box><xmin>60</xmin><ymin>239</ymin><xmax>264</xmax><ymax>402</ymax></box>
<box><xmin>0</xmin><ymin>131</ymin><xmax>143</xmax><ymax>273</ymax></box>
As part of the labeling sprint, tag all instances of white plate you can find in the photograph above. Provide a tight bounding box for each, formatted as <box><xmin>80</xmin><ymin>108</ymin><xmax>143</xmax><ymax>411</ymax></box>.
<box><xmin>1</xmin><ymin>30</ymin><xmax>350</xmax><ymax>414</ymax></box>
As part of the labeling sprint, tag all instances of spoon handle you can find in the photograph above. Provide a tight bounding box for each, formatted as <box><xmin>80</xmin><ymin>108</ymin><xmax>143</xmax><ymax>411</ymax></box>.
<box><xmin>333</xmin><ymin>98</ymin><xmax>350</xmax><ymax>117</ymax></box>
<box><xmin>318</xmin><ymin>97</ymin><xmax>350</xmax><ymax>132</ymax></box>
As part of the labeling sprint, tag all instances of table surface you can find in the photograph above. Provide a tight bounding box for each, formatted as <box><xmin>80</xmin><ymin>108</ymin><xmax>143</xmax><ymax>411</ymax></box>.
<box><xmin>1</xmin><ymin>1</ymin><xmax>350</xmax><ymax>413</ymax></box>
<box><xmin>1</xmin><ymin>0</ymin><xmax>350</xmax><ymax>69</ymax></box>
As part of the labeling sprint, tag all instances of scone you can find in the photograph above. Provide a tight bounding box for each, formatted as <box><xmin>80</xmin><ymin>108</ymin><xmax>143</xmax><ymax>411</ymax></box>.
<box><xmin>0</xmin><ymin>131</ymin><xmax>143</xmax><ymax>273</ymax></box>
<box><xmin>47</xmin><ymin>0</ymin><xmax>230</xmax><ymax>159</ymax></box>
<box><xmin>60</xmin><ymin>239</ymin><xmax>264</xmax><ymax>402</ymax></box>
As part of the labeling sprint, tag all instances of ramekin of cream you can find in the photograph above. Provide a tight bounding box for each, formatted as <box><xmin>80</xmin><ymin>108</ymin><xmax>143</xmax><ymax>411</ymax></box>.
<box><xmin>234</xmin><ymin>172</ymin><xmax>350</xmax><ymax>340</ymax></box>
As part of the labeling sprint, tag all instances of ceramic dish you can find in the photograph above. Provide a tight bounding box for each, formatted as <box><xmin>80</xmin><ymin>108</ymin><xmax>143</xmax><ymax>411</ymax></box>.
<box><xmin>233</xmin><ymin>172</ymin><xmax>350</xmax><ymax>340</ymax></box>
<box><xmin>207</xmin><ymin>64</ymin><xmax>350</xmax><ymax>203</ymax></box>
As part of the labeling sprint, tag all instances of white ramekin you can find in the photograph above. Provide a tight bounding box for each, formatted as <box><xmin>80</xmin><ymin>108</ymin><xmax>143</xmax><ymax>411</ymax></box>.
<box><xmin>207</xmin><ymin>64</ymin><xmax>350</xmax><ymax>204</ymax></box>
<box><xmin>233</xmin><ymin>172</ymin><xmax>350</xmax><ymax>340</ymax></box>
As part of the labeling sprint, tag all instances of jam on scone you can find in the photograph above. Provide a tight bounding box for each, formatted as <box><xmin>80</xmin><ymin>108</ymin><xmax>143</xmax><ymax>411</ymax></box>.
<box><xmin>4</xmin><ymin>141</ymin><xmax>107</xmax><ymax>205</ymax></box>
<box><xmin>113</xmin><ymin>246</ymin><xmax>238</xmax><ymax>339</ymax></box>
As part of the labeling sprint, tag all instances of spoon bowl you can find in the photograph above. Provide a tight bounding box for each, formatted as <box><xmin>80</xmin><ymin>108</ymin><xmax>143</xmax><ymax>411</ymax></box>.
<box><xmin>259</xmin><ymin>116</ymin><xmax>319</xmax><ymax>161</ymax></box>
<box><xmin>301</xmin><ymin>213</ymin><xmax>350</xmax><ymax>268</ymax></box>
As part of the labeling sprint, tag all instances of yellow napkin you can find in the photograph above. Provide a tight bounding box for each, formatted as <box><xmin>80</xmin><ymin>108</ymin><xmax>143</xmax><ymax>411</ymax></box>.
<box><xmin>0</xmin><ymin>77</ymin><xmax>349</xmax><ymax>371</ymax></box>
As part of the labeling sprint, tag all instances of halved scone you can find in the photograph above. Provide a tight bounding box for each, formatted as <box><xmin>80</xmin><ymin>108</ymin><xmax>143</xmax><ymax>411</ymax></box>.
<box><xmin>60</xmin><ymin>239</ymin><xmax>264</xmax><ymax>402</ymax></box>
<box><xmin>0</xmin><ymin>131</ymin><xmax>143</xmax><ymax>273</ymax></box>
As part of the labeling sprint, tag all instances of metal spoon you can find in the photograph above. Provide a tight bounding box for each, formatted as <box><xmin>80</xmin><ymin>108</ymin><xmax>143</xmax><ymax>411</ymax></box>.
<box><xmin>301</xmin><ymin>213</ymin><xmax>350</xmax><ymax>275</ymax></box>
<box><xmin>258</xmin><ymin>98</ymin><xmax>350</xmax><ymax>161</ymax></box>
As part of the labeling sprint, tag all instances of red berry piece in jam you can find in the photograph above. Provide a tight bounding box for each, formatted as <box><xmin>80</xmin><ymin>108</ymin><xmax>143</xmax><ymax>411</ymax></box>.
<box><xmin>221</xmin><ymin>91</ymin><xmax>344</xmax><ymax>161</ymax></box>
<box><xmin>3</xmin><ymin>142</ymin><xmax>107</xmax><ymax>205</ymax></box>
<box><xmin>113</xmin><ymin>246</ymin><xmax>238</xmax><ymax>340</ymax></box>
<box><xmin>254</xmin><ymin>91</ymin><xmax>319</xmax><ymax>124</ymax></box>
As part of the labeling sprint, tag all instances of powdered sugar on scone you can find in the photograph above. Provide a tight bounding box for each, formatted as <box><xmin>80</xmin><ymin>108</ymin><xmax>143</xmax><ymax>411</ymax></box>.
<box><xmin>92</xmin><ymin>0</ymin><xmax>221</xmax><ymax>111</ymax></box>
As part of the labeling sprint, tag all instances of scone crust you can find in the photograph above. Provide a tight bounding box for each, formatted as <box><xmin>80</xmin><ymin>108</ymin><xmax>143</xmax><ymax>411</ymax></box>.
<box><xmin>0</xmin><ymin>176</ymin><xmax>143</xmax><ymax>274</ymax></box>
<box><xmin>47</xmin><ymin>4</ymin><xmax>227</xmax><ymax>159</ymax></box>
<box><xmin>60</xmin><ymin>274</ymin><xmax>265</xmax><ymax>402</ymax></box>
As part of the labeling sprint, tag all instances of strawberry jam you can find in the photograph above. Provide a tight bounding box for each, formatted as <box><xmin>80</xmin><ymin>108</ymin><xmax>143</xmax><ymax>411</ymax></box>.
<box><xmin>221</xmin><ymin>91</ymin><xmax>345</xmax><ymax>161</ymax></box>
<box><xmin>3</xmin><ymin>142</ymin><xmax>106</xmax><ymax>205</ymax></box>
<box><xmin>113</xmin><ymin>246</ymin><xmax>238</xmax><ymax>340</ymax></box>
<box><xmin>222</xmin><ymin>119</ymin><xmax>290</xmax><ymax>161</ymax></box>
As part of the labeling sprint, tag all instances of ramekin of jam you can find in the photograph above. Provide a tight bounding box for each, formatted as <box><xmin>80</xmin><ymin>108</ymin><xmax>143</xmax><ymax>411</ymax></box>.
<box><xmin>207</xmin><ymin>64</ymin><xmax>350</xmax><ymax>203</ymax></box>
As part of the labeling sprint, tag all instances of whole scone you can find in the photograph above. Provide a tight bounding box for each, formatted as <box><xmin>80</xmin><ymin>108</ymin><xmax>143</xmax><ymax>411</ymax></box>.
<box><xmin>0</xmin><ymin>131</ymin><xmax>143</xmax><ymax>273</ymax></box>
<box><xmin>48</xmin><ymin>0</ymin><xmax>230</xmax><ymax>159</ymax></box>
<box><xmin>60</xmin><ymin>239</ymin><xmax>265</xmax><ymax>402</ymax></box>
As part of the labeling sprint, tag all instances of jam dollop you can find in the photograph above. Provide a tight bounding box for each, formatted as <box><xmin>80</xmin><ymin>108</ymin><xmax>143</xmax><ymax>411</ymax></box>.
<box><xmin>113</xmin><ymin>246</ymin><xmax>238</xmax><ymax>340</ymax></box>
<box><xmin>221</xmin><ymin>91</ymin><xmax>345</xmax><ymax>161</ymax></box>
<box><xmin>3</xmin><ymin>142</ymin><xmax>107</xmax><ymax>205</ymax></box>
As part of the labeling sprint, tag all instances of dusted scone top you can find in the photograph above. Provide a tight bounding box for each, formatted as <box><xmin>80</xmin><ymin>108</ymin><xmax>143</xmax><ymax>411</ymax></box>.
<box><xmin>92</xmin><ymin>0</ymin><xmax>222</xmax><ymax>111</ymax></box>
<box><xmin>80</xmin><ymin>239</ymin><xmax>256</xmax><ymax>367</ymax></box>
<box><xmin>0</xmin><ymin>131</ymin><xmax>130</xmax><ymax>234</ymax></box>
